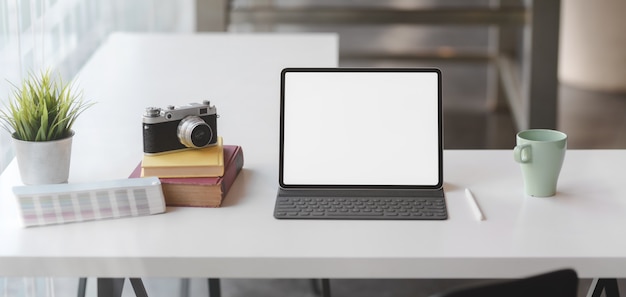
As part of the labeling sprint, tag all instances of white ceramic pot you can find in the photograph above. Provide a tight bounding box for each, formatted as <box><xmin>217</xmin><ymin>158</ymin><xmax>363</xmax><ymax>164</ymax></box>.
<box><xmin>12</xmin><ymin>131</ymin><xmax>74</xmax><ymax>185</ymax></box>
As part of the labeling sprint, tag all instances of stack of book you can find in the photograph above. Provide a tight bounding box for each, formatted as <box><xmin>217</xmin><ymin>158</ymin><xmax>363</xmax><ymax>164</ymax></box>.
<box><xmin>130</xmin><ymin>137</ymin><xmax>244</xmax><ymax>207</ymax></box>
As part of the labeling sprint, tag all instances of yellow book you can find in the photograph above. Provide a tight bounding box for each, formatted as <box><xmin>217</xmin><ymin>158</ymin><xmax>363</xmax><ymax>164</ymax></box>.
<box><xmin>141</xmin><ymin>137</ymin><xmax>224</xmax><ymax>178</ymax></box>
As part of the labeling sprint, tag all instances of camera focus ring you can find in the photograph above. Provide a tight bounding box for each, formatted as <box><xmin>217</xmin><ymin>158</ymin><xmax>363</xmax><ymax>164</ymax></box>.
<box><xmin>177</xmin><ymin>116</ymin><xmax>213</xmax><ymax>148</ymax></box>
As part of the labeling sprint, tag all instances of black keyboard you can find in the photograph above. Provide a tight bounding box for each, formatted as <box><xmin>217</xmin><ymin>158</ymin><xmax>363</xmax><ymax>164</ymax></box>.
<box><xmin>274</xmin><ymin>196</ymin><xmax>447</xmax><ymax>220</ymax></box>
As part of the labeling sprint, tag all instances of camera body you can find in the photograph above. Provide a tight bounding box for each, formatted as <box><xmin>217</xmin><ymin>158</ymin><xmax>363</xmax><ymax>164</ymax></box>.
<box><xmin>143</xmin><ymin>101</ymin><xmax>218</xmax><ymax>154</ymax></box>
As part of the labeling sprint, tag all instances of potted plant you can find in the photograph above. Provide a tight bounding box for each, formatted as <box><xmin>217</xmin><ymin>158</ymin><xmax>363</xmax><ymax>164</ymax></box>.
<box><xmin>0</xmin><ymin>69</ymin><xmax>94</xmax><ymax>184</ymax></box>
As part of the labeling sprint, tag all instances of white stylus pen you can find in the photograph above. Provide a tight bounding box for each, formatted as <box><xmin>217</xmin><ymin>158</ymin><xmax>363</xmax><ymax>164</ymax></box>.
<box><xmin>465</xmin><ymin>188</ymin><xmax>485</xmax><ymax>221</ymax></box>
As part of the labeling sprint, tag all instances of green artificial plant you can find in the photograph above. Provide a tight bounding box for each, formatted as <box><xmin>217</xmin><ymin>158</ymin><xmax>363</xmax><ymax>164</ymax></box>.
<box><xmin>0</xmin><ymin>69</ymin><xmax>94</xmax><ymax>142</ymax></box>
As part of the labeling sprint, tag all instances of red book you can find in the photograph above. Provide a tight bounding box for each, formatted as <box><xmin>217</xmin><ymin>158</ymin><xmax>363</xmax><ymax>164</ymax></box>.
<box><xmin>130</xmin><ymin>145</ymin><xmax>244</xmax><ymax>207</ymax></box>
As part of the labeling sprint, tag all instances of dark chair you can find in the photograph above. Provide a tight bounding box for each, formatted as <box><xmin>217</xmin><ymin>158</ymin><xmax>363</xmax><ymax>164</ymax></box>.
<box><xmin>429</xmin><ymin>269</ymin><xmax>578</xmax><ymax>297</ymax></box>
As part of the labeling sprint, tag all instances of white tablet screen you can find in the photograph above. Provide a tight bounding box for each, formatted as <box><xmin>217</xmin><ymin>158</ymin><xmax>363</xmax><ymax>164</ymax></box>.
<box><xmin>280</xmin><ymin>69</ymin><xmax>442</xmax><ymax>188</ymax></box>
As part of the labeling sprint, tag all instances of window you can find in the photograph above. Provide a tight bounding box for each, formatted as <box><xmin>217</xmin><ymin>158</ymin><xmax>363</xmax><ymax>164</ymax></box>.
<box><xmin>0</xmin><ymin>0</ymin><xmax>194</xmax><ymax>173</ymax></box>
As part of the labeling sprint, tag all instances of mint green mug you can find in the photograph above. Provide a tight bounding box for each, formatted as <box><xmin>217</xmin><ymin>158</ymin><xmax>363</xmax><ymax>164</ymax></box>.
<box><xmin>514</xmin><ymin>129</ymin><xmax>567</xmax><ymax>197</ymax></box>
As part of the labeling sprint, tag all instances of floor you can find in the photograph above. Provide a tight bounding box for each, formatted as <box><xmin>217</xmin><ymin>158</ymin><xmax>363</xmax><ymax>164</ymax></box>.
<box><xmin>1</xmin><ymin>276</ymin><xmax>623</xmax><ymax>297</ymax></box>
<box><xmin>3</xmin><ymin>1</ymin><xmax>626</xmax><ymax>296</ymax></box>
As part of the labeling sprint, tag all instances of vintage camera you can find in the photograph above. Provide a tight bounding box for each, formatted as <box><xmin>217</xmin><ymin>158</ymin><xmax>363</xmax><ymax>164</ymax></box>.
<box><xmin>143</xmin><ymin>100</ymin><xmax>218</xmax><ymax>154</ymax></box>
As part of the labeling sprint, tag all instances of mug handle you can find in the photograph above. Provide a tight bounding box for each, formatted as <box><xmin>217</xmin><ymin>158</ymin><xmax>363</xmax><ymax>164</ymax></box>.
<box><xmin>514</xmin><ymin>144</ymin><xmax>531</xmax><ymax>163</ymax></box>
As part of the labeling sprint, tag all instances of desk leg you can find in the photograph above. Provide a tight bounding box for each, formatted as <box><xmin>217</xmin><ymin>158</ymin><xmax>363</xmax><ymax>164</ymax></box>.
<box><xmin>130</xmin><ymin>278</ymin><xmax>149</xmax><ymax>297</ymax></box>
<box><xmin>208</xmin><ymin>278</ymin><xmax>221</xmax><ymax>297</ymax></box>
<box><xmin>77</xmin><ymin>278</ymin><xmax>87</xmax><ymax>297</ymax></box>
<box><xmin>97</xmin><ymin>278</ymin><xmax>125</xmax><ymax>297</ymax></box>
<box><xmin>587</xmin><ymin>278</ymin><xmax>621</xmax><ymax>297</ymax></box>
<box><xmin>321</xmin><ymin>279</ymin><xmax>331</xmax><ymax>297</ymax></box>
<box><xmin>310</xmin><ymin>279</ymin><xmax>332</xmax><ymax>297</ymax></box>
<box><xmin>180</xmin><ymin>278</ymin><xmax>190</xmax><ymax>297</ymax></box>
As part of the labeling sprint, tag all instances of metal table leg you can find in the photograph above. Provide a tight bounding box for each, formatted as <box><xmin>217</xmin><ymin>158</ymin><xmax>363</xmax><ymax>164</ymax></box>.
<box><xmin>208</xmin><ymin>278</ymin><xmax>221</xmax><ymax>297</ymax></box>
<box><xmin>97</xmin><ymin>278</ymin><xmax>125</xmax><ymax>297</ymax></box>
<box><xmin>587</xmin><ymin>278</ymin><xmax>621</xmax><ymax>297</ymax></box>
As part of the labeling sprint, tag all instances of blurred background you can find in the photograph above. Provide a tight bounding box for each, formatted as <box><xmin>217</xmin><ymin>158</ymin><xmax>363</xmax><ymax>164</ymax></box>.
<box><xmin>1</xmin><ymin>0</ymin><xmax>625</xmax><ymax>296</ymax></box>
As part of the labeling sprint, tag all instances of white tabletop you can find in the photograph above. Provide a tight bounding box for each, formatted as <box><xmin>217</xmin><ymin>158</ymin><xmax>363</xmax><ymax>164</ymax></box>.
<box><xmin>1</xmin><ymin>33</ymin><xmax>626</xmax><ymax>280</ymax></box>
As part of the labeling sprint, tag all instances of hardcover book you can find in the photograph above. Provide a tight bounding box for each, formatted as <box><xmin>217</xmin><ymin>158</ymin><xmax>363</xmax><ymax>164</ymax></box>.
<box><xmin>141</xmin><ymin>137</ymin><xmax>224</xmax><ymax>178</ymax></box>
<box><xmin>131</xmin><ymin>145</ymin><xmax>244</xmax><ymax>207</ymax></box>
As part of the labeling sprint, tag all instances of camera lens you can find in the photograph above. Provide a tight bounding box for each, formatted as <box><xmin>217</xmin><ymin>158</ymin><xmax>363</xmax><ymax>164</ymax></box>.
<box><xmin>177</xmin><ymin>116</ymin><xmax>213</xmax><ymax>148</ymax></box>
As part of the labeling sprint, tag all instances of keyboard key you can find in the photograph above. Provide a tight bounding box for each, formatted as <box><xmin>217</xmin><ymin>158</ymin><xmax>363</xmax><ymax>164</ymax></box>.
<box><xmin>328</xmin><ymin>211</ymin><xmax>380</xmax><ymax>217</ymax></box>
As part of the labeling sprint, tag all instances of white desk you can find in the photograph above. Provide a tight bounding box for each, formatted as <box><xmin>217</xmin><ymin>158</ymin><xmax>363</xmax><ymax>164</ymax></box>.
<box><xmin>1</xmin><ymin>33</ymin><xmax>626</xmax><ymax>281</ymax></box>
